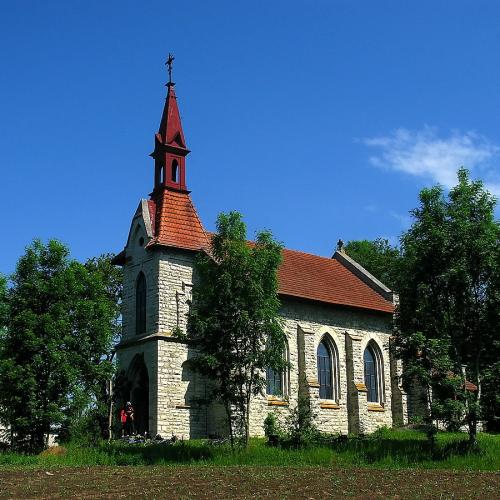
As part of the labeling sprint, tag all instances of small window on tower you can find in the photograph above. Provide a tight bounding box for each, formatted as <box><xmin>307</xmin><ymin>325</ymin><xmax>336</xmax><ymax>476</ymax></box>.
<box><xmin>139</xmin><ymin>237</ymin><xmax>144</xmax><ymax>246</ymax></box>
<box><xmin>171</xmin><ymin>159</ymin><xmax>179</xmax><ymax>183</ymax></box>
<box><xmin>161</xmin><ymin>165</ymin><xmax>166</xmax><ymax>184</ymax></box>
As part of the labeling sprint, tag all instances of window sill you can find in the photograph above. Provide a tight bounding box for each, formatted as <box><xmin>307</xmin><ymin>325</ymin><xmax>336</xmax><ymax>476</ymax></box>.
<box><xmin>320</xmin><ymin>402</ymin><xmax>340</xmax><ymax>410</ymax></box>
<box><xmin>267</xmin><ymin>397</ymin><xmax>289</xmax><ymax>407</ymax></box>
<box><xmin>367</xmin><ymin>404</ymin><xmax>385</xmax><ymax>412</ymax></box>
<box><xmin>355</xmin><ymin>383</ymin><xmax>368</xmax><ymax>392</ymax></box>
<box><xmin>175</xmin><ymin>404</ymin><xmax>191</xmax><ymax>409</ymax></box>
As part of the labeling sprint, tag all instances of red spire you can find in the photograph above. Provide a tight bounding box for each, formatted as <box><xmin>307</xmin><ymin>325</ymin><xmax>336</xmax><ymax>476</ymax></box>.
<box><xmin>146</xmin><ymin>57</ymin><xmax>209</xmax><ymax>253</ymax></box>
<box><xmin>151</xmin><ymin>57</ymin><xmax>190</xmax><ymax>195</ymax></box>
<box><xmin>157</xmin><ymin>83</ymin><xmax>187</xmax><ymax>148</ymax></box>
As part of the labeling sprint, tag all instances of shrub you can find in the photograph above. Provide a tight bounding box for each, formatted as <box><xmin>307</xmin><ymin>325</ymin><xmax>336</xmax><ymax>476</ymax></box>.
<box><xmin>283</xmin><ymin>396</ymin><xmax>320</xmax><ymax>448</ymax></box>
<box><xmin>263</xmin><ymin>412</ymin><xmax>283</xmax><ymax>446</ymax></box>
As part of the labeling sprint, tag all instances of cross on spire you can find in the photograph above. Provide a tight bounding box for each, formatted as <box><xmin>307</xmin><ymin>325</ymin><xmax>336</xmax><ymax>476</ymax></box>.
<box><xmin>165</xmin><ymin>53</ymin><xmax>175</xmax><ymax>85</ymax></box>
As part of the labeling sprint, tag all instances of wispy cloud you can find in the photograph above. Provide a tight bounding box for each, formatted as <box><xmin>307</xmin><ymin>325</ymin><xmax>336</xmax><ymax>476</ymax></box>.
<box><xmin>363</xmin><ymin>127</ymin><xmax>500</xmax><ymax>196</ymax></box>
<box><xmin>389</xmin><ymin>211</ymin><xmax>412</xmax><ymax>229</ymax></box>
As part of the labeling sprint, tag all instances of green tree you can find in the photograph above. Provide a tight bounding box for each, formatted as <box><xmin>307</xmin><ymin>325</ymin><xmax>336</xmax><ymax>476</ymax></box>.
<box><xmin>61</xmin><ymin>254</ymin><xmax>122</xmax><ymax>443</ymax></box>
<box><xmin>396</xmin><ymin>168</ymin><xmax>499</xmax><ymax>445</ymax></box>
<box><xmin>0</xmin><ymin>274</ymin><xmax>8</xmax><ymax>332</ymax></box>
<box><xmin>344</xmin><ymin>238</ymin><xmax>400</xmax><ymax>290</ymax></box>
<box><xmin>188</xmin><ymin>212</ymin><xmax>286</xmax><ymax>447</ymax></box>
<box><xmin>0</xmin><ymin>240</ymin><xmax>119</xmax><ymax>451</ymax></box>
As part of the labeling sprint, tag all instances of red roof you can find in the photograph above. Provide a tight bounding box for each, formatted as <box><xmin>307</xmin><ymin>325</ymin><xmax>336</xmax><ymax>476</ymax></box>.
<box><xmin>147</xmin><ymin>190</ymin><xmax>210</xmax><ymax>252</ymax></box>
<box><xmin>149</xmin><ymin>201</ymin><xmax>393</xmax><ymax>311</ymax></box>
<box><xmin>113</xmin><ymin>193</ymin><xmax>394</xmax><ymax>313</ymax></box>
<box><xmin>278</xmin><ymin>248</ymin><xmax>394</xmax><ymax>313</ymax></box>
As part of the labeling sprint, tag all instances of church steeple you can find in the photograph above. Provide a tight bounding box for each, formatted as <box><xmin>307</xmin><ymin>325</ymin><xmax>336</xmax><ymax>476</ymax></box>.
<box><xmin>151</xmin><ymin>55</ymin><xmax>190</xmax><ymax>195</ymax></box>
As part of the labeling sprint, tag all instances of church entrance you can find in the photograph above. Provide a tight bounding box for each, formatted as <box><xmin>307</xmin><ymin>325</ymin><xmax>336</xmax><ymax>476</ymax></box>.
<box><xmin>127</xmin><ymin>354</ymin><xmax>150</xmax><ymax>435</ymax></box>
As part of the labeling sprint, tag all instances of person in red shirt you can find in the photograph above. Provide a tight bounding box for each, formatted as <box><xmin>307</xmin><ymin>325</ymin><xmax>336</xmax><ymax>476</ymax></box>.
<box><xmin>120</xmin><ymin>407</ymin><xmax>127</xmax><ymax>437</ymax></box>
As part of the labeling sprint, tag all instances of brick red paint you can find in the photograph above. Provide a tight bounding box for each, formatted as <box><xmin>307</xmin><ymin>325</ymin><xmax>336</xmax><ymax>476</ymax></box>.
<box><xmin>151</xmin><ymin>83</ymin><xmax>189</xmax><ymax>194</ymax></box>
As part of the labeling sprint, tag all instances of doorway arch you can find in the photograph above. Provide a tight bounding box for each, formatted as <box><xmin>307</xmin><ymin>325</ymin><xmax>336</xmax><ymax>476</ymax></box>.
<box><xmin>127</xmin><ymin>354</ymin><xmax>150</xmax><ymax>435</ymax></box>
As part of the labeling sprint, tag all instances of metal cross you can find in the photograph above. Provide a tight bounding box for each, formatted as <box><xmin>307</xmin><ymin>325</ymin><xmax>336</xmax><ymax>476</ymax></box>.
<box><xmin>166</xmin><ymin>53</ymin><xmax>175</xmax><ymax>84</ymax></box>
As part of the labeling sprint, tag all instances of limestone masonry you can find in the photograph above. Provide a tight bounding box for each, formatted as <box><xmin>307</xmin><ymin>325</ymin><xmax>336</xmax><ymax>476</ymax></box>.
<box><xmin>113</xmin><ymin>72</ymin><xmax>408</xmax><ymax>439</ymax></box>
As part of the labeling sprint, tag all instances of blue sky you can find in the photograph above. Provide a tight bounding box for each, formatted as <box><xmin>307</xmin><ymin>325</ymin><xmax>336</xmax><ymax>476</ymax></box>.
<box><xmin>1</xmin><ymin>1</ymin><xmax>499</xmax><ymax>274</ymax></box>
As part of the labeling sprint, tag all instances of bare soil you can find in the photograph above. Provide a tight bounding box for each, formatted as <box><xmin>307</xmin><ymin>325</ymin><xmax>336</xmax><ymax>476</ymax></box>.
<box><xmin>0</xmin><ymin>466</ymin><xmax>498</xmax><ymax>499</ymax></box>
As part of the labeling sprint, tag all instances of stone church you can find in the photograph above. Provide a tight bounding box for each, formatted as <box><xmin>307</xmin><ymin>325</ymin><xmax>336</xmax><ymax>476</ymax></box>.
<box><xmin>112</xmin><ymin>70</ymin><xmax>408</xmax><ymax>439</ymax></box>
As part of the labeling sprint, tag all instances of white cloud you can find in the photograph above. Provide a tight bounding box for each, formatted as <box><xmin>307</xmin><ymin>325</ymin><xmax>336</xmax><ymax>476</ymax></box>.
<box><xmin>389</xmin><ymin>211</ymin><xmax>412</xmax><ymax>229</ymax></box>
<box><xmin>363</xmin><ymin>127</ymin><xmax>500</xmax><ymax>196</ymax></box>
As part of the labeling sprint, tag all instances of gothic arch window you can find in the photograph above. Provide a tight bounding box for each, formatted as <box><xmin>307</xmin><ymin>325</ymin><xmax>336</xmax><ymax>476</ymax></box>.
<box><xmin>266</xmin><ymin>342</ymin><xmax>289</xmax><ymax>397</ymax></box>
<box><xmin>136</xmin><ymin>272</ymin><xmax>147</xmax><ymax>335</ymax></box>
<box><xmin>161</xmin><ymin>165</ymin><xmax>167</xmax><ymax>185</ymax></box>
<box><xmin>317</xmin><ymin>336</ymin><xmax>340</xmax><ymax>401</ymax></box>
<box><xmin>364</xmin><ymin>341</ymin><xmax>384</xmax><ymax>403</ymax></box>
<box><xmin>171</xmin><ymin>159</ymin><xmax>179</xmax><ymax>183</ymax></box>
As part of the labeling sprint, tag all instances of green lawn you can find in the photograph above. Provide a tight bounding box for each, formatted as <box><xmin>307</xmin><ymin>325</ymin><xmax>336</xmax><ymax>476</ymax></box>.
<box><xmin>0</xmin><ymin>428</ymin><xmax>498</xmax><ymax>471</ymax></box>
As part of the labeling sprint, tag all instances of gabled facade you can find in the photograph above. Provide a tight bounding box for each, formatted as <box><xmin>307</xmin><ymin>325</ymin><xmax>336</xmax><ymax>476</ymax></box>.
<box><xmin>113</xmin><ymin>73</ymin><xmax>408</xmax><ymax>438</ymax></box>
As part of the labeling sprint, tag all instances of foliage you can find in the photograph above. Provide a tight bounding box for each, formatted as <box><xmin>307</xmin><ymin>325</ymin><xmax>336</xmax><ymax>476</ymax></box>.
<box><xmin>263</xmin><ymin>412</ymin><xmax>283</xmax><ymax>446</ymax></box>
<box><xmin>263</xmin><ymin>397</ymin><xmax>321</xmax><ymax>448</ymax></box>
<box><xmin>283</xmin><ymin>395</ymin><xmax>320</xmax><ymax>448</ymax></box>
<box><xmin>0</xmin><ymin>274</ymin><xmax>8</xmax><ymax>332</ymax></box>
<box><xmin>188</xmin><ymin>212</ymin><xmax>286</xmax><ymax>447</ymax></box>
<box><xmin>344</xmin><ymin>238</ymin><xmax>401</xmax><ymax>290</ymax></box>
<box><xmin>395</xmin><ymin>168</ymin><xmax>500</xmax><ymax>445</ymax></box>
<box><xmin>0</xmin><ymin>430</ymin><xmax>498</xmax><ymax>471</ymax></box>
<box><xmin>0</xmin><ymin>240</ymin><xmax>121</xmax><ymax>452</ymax></box>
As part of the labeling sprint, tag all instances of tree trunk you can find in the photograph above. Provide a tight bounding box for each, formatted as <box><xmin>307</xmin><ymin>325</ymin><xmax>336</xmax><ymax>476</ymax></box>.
<box><xmin>107</xmin><ymin>378</ymin><xmax>114</xmax><ymax>442</ymax></box>
<box><xmin>225</xmin><ymin>402</ymin><xmax>234</xmax><ymax>450</ymax></box>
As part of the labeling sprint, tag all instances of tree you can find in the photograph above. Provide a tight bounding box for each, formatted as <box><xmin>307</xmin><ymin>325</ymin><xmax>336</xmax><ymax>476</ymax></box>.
<box><xmin>395</xmin><ymin>168</ymin><xmax>499</xmax><ymax>445</ymax></box>
<box><xmin>0</xmin><ymin>240</ymin><xmax>119</xmax><ymax>451</ymax></box>
<box><xmin>188</xmin><ymin>212</ymin><xmax>286</xmax><ymax>447</ymax></box>
<box><xmin>344</xmin><ymin>238</ymin><xmax>400</xmax><ymax>290</ymax></box>
<box><xmin>68</xmin><ymin>254</ymin><xmax>122</xmax><ymax>442</ymax></box>
<box><xmin>0</xmin><ymin>274</ymin><xmax>8</xmax><ymax>332</ymax></box>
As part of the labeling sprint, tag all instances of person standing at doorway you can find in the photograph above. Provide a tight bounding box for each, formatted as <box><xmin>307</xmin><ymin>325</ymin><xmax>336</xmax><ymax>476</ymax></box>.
<box><xmin>125</xmin><ymin>401</ymin><xmax>136</xmax><ymax>436</ymax></box>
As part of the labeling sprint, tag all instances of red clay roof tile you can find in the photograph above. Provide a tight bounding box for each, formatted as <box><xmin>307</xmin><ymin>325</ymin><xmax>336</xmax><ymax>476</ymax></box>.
<box><xmin>147</xmin><ymin>190</ymin><xmax>210</xmax><ymax>252</ymax></box>
<box><xmin>278</xmin><ymin>248</ymin><xmax>394</xmax><ymax>313</ymax></box>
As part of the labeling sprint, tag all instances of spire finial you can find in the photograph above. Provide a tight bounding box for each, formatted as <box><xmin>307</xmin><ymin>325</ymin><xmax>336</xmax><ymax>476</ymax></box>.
<box><xmin>165</xmin><ymin>53</ymin><xmax>175</xmax><ymax>86</ymax></box>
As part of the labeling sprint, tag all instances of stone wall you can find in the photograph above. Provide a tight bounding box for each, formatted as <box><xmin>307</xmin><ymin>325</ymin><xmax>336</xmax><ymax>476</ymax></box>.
<box><xmin>121</xmin><ymin>210</ymin><xmax>159</xmax><ymax>341</ymax></box>
<box><xmin>117</xmin><ymin>216</ymin><xmax>406</xmax><ymax>438</ymax></box>
<box><xmin>246</xmin><ymin>298</ymin><xmax>399</xmax><ymax>437</ymax></box>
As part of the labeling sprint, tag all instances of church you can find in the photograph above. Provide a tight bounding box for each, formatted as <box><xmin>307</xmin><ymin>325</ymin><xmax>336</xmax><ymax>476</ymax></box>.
<box><xmin>112</xmin><ymin>65</ymin><xmax>408</xmax><ymax>439</ymax></box>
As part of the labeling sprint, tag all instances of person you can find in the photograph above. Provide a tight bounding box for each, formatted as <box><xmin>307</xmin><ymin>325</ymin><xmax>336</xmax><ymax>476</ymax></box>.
<box><xmin>120</xmin><ymin>407</ymin><xmax>127</xmax><ymax>437</ymax></box>
<box><xmin>125</xmin><ymin>401</ymin><xmax>136</xmax><ymax>436</ymax></box>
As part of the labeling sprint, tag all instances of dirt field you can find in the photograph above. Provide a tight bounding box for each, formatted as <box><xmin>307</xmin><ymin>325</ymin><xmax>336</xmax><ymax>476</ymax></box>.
<box><xmin>0</xmin><ymin>466</ymin><xmax>498</xmax><ymax>499</ymax></box>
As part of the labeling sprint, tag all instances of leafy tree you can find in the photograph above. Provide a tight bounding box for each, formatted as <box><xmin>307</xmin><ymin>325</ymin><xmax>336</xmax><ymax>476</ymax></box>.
<box><xmin>344</xmin><ymin>238</ymin><xmax>400</xmax><ymax>290</ymax></box>
<box><xmin>188</xmin><ymin>212</ymin><xmax>286</xmax><ymax>447</ymax></box>
<box><xmin>395</xmin><ymin>168</ymin><xmax>499</xmax><ymax>445</ymax></box>
<box><xmin>0</xmin><ymin>274</ymin><xmax>8</xmax><ymax>332</ymax></box>
<box><xmin>0</xmin><ymin>240</ymin><xmax>119</xmax><ymax>451</ymax></box>
<box><xmin>59</xmin><ymin>254</ymin><xmax>123</xmax><ymax>443</ymax></box>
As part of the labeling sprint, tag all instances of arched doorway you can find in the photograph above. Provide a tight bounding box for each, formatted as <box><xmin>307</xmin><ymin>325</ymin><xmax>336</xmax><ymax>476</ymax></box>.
<box><xmin>127</xmin><ymin>354</ymin><xmax>149</xmax><ymax>435</ymax></box>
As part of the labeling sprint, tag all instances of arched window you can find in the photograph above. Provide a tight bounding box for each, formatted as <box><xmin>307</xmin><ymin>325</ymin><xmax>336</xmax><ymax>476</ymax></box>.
<box><xmin>161</xmin><ymin>165</ymin><xmax>166</xmax><ymax>185</ymax></box>
<box><xmin>171</xmin><ymin>159</ymin><xmax>179</xmax><ymax>183</ymax></box>
<box><xmin>136</xmin><ymin>272</ymin><xmax>147</xmax><ymax>335</ymax></box>
<box><xmin>364</xmin><ymin>342</ymin><xmax>384</xmax><ymax>403</ymax></box>
<box><xmin>317</xmin><ymin>337</ymin><xmax>340</xmax><ymax>401</ymax></box>
<box><xmin>266</xmin><ymin>343</ymin><xmax>289</xmax><ymax>397</ymax></box>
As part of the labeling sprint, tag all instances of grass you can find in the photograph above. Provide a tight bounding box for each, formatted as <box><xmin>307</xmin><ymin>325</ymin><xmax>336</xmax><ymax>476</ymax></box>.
<box><xmin>0</xmin><ymin>428</ymin><xmax>498</xmax><ymax>470</ymax></box>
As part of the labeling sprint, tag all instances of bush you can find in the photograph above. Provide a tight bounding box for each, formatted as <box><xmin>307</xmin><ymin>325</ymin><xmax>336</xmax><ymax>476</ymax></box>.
<box><xmin>263</xmin><ymin>412</ymin><xmax>283</xmax><ymax>446</ymax></box>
